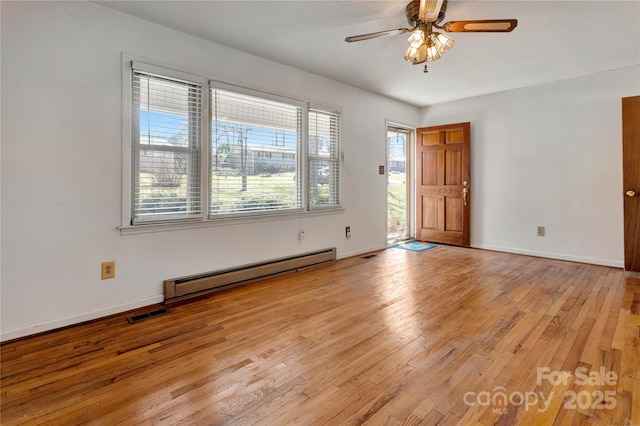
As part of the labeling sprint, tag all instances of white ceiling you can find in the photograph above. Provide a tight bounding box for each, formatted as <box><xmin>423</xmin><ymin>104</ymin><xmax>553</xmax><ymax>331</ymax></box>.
<box><xmin>96</xmin><ymin>0</ymin><xmax>640</xmax><ymax>107</ymax></box>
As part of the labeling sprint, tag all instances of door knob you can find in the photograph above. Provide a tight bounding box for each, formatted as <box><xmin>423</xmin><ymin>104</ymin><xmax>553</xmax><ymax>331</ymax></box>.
<box><xmin>626</xmin><ymin>190</ymin><xmax>636</xmax><ymax>197</ymax></box>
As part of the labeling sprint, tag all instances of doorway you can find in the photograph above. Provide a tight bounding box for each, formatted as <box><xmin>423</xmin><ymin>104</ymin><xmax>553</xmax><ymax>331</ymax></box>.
<box><xmin>622</xmin><ymin>96</ymin><xmax>640</xmax><ymax>272</ymax></box>
<box><xmin>415</xmin><ymin>122</ymin><xmax>471</xmax><ymax>246</ymax></box>
<box><xmin>387</xmin><ymin>125</ymin><xmax>412</xmax><ymax>245</ymax></box>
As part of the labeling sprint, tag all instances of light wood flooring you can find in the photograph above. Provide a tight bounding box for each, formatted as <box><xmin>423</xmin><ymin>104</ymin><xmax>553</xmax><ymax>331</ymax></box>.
<box><xmin>1</xmin><ymin>246</ymin><xmax>639</xmax><ymax>425</ymax></box>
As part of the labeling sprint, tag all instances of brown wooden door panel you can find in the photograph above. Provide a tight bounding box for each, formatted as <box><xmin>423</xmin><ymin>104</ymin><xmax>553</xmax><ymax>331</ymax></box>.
<box><xmin>622</xmin><ymin>96</ymin><xmax>640</xmax><ymax>272</ymax></box>
<box><xmin>445</xmin><ymin>197</ymin><xmax>463</xmax><ymax>231</ymax></box>
<box><xmin>416</xmin><ymin>122</ymin><xmax>470</xmax><ymax>246</ymax></box>
<box><xmin>445</xmin><ymin>128</ymin><xmax>464</xmax><ymax>144</ymax></box>
<box><xmin>445</xmin><ymin>149</ymin><xmax>463</xmax><ymax>185</ymax></box>
<box><xmin>421</xmin><ymin>131</ymin><xmax>440</xmax><ymax>145</ymax></box>
<box><xmin>422</xmin><ymin>196</ymin><xmax>439</xmax><ymax>230</ymax></box>
<box><xmin>421</xmin><ymin>152</ymin><xmax>439</xmax><ymax>185</ymax></box>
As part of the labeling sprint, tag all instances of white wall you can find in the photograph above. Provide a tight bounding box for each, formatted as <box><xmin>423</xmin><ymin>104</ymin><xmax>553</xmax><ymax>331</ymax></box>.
<box><xmin>3</xmin><ymin>1</ymin><xmax>636</xmax><ymax>341</ymax></box>
<box><xmin>420</xmin><ymin>66</ymin><xmax>640</xmax><ymax>267</ymax></box>
<box><xmin>0</xmin><ymin>1</ymin><xmax>419</xmax><ymax>340</ymax></box>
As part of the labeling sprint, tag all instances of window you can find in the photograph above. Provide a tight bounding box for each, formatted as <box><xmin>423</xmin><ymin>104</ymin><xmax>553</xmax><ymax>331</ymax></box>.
<box><xmin>127</xmin><ymin>61</ymin><xmax>341</xmax><ymax>227</ymax></box>
<box><xmin>210</xmin><ymin>88</ymin><xmax>303</xmax><ymax>216</ymax></box>
<box><xmin>131</xmin><ymin>68</ymin><xmax>203</xmax><ymax>223</ymax></box>
<box><xmin>387</xmin><ymin>125</ymin><xmax>412</xmax><ymax>244</ymax></box>
<box><xmin>308</xmin><ymin>107</ymin><xmax>340</xmax><ymax>208</ymax></box>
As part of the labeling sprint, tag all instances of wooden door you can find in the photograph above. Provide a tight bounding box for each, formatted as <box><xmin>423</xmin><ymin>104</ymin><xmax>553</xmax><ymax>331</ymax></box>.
<box><xmin>622</xmin><ymin>96</ymin><xmax>640</xmax><ymax>272</ymax></box>
<box><xmin>416</xmin><ymin>122</ymin><xmax>470</xmax><ymax>246</ymax></box>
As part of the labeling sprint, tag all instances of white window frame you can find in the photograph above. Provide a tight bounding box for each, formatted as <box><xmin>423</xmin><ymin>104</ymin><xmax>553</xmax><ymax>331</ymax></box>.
<box><xmin>120</xmin><ymin>55</ymin><xmax>343</xmax><ymax>235</ymax></box>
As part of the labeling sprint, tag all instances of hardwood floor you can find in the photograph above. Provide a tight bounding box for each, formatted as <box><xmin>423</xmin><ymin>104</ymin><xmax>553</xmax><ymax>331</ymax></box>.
<box><xmin>1</xmin><ymin>246</ymin><xmax>639</xmax><ymax>425</ymax></box>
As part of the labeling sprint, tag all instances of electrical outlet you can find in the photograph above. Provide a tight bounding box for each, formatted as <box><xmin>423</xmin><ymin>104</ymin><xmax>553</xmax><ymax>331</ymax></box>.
<box><xmin>537</xmin><ymin>226</ymin><xmax>545</xmax><ymax>237</ymax></box>
<box><xmin>345</xmin><ymin>226</ymin><xmax>351</xmax><ymax>239</ymax></box>
<box><xmin>101</xmin><ymin>261</ymin><xmax>116</xmax><ymax>279</ymax></box>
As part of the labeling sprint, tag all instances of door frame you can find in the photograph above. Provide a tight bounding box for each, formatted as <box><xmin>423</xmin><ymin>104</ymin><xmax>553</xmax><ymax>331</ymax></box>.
<box><xmin>622</xmin><ymin>96</ymin><xmax>640</xmax><ymax>272</ymax></box>
<box><xmin>385</xmin><ymin>120</ymin><xmax>415</xmax><ymax>246</ymax></box>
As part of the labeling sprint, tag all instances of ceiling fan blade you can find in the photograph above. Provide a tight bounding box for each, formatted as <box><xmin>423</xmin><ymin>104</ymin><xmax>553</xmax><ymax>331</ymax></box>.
<box><xmin>442</xmin><ymin>19</ymin><xmax>518</xmax><ymax>33</ymax></box>
<box><xmin>418</xmin><ymin>0</ymin><xmax>445</xmax><ymax>22</ymax></box>
<box><xmin>345</xmin><ymin>28</ymin><xmax>411</xmax><ymax>43</ymax></box>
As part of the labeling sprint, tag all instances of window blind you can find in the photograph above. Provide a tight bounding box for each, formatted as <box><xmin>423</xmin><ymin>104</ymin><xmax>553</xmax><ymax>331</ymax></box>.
<box><xmin>131</xmin><ymin>70</ymin><xmax>202</xmax><ymax>223</ymax></box>
<box><xmin>210</xmin><ymin>88</ymin><xmax>303</xmax><ymax>216</ymax></box>
<box><xmin>308</xmin><ymin>107</ymin><xmax>341</xmax><ymax>208</ymax></box>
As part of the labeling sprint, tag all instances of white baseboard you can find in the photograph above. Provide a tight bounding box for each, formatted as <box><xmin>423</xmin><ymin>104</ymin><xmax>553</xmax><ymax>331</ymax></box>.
<box><xmin>474</xmin><ymin>244</ymin><xmax>624</xmax><ymax>268</ymax></box>
<box><xmin>1</xmin><ymin>294</ymin><xmax>164</xmax><ymax>342</ymax></box>
<box><xmin>338</xmin><ymin>245</ymin><xmax>386</xmax><ymax>260</ymax></box>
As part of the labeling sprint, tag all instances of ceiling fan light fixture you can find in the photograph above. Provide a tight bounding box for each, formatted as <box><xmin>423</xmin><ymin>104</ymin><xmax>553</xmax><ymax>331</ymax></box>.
<box><xmin>425</xmin><ymin>38</ymin><xmax>441</xmax><ymax>61</ymax></box>
<box><xmin>431</xmin><ymin>31</ymin><xmax>454</xmax><ymax>53</ymax></box>
<box><xmin>407</xmin><ymin>29</ymin><xmax>425</xmax><ymax>48</ymax></box>
<box><xmin>404</xmin><ymin>37</ymin><xmax>442</xmax><ymax>64</ymax></box>
<box><xmin>404</xmin><ymin>44</ymin><xmax>425</xmax><ymax>64</ymax></box>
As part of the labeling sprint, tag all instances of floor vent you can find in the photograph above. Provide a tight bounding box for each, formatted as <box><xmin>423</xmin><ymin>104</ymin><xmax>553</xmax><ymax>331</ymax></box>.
<box><xmin>164</xmin><ymin>247</ymin><xmax>337</xmax><ymax>304</ymax></box>
<box><xmin>362</xmin><ymin>254</ymin><xmax>377</xmax><ymax>259</ymax></box>
<box><xmin>127</xmin><ymin>308</ymin><xmax>170</xmax><ymax>324</ymax></box>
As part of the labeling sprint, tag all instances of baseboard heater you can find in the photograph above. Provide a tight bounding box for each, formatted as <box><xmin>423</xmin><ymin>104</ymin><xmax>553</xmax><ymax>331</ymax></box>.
<box><xmin>163</xmin><ymin>247</ymin><xmax>336</xmax><ymax>304</ymax></box>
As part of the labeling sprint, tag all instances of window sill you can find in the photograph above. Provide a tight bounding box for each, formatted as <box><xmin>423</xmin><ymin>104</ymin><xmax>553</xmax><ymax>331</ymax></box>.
<box><xmin>118</xmin><ymin>207</ymin><xmax>344</xmax><ymax>236</ymax></box>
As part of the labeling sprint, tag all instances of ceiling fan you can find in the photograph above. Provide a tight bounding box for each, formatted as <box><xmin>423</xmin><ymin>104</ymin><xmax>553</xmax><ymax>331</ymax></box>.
<box><xmin>345</xmin><ymin>0</ymin><xmax>517</xmax><ymax>73</ymax></box>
